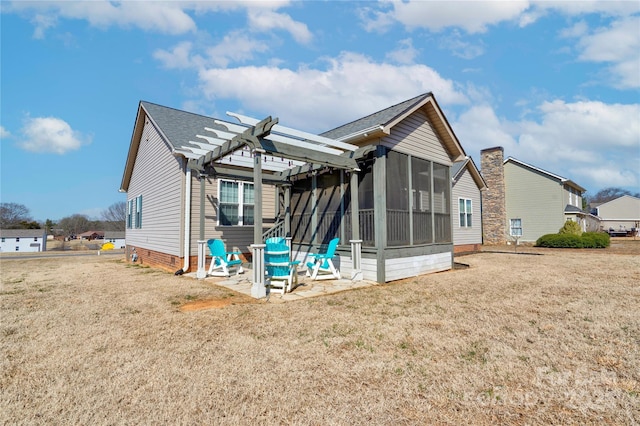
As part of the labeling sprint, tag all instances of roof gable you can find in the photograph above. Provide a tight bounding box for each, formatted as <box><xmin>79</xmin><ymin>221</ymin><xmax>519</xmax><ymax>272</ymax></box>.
<box><xmin>504</xmin><ymin>157</ymin><xmax>586</xmax><ymax>192</ymax></box>
<box><xmin>452</xmin><ymin>157</ymin><xmax>487</xmax><ymax>190</ymax></box>
<box><xmin>321</xmin><ymin>93</ymin><xmax>466</xmax><ymax>162</ymax></box>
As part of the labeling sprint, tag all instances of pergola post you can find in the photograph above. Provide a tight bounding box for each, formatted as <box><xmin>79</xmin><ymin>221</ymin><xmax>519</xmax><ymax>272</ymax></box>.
<box><xmin>196</xmin><ymin>173</ymin><xmax>207</xmax><ymax>279</ymax></box>
<box><xmin>251</xmin><ymin>149</ymin><xmax>266</xmax><ymax>298</ymax></box>
<box><xmin>284</xmin><ymin>185</ymin><xmax>291</xmax><ymax>238</ymax></box>
<box><xmin>349</xmin><ymin>170</ymin><xmax>362</xmax><ymax>281</ymax></box>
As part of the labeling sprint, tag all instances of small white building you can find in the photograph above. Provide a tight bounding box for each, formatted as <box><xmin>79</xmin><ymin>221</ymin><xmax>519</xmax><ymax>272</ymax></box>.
<box><xmin>0</xmin><ymin>229</ymin><xmax>47</xmax><ymax>252</ymax></box>
<box><xmin>104</xmin><ymin>231</ymin><xmax>126</xmax><ymax>249</ymax></box>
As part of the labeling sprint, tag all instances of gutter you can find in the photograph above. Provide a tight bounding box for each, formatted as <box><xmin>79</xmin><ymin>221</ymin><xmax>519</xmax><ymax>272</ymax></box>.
<box><xmin>335</xmin><ymin>125</ymin><xmax>386</xmax><ymax>143</ymax></box>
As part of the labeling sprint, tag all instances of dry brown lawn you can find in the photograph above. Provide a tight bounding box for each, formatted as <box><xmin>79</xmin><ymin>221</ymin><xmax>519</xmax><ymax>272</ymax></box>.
<box><xmin>1</xmin><ymin>242</ymin><xmax>639</xmax><ymax>425</ymax></box>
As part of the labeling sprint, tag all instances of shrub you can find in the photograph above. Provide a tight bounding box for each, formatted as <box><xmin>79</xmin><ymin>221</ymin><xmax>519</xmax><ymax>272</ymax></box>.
<box><xmin>535</xmin><ymin>231</ymin><xmax>610</xmax><ymax>248</ymax></box>
<box><xmin>580</xmin><ymin>232</ymin><xmax>610</xmax><ymax>248</ymax></box>
<box><xmin>558</xmin><ymin>220</ymin><xmax>582</xmax><ymax>236</ymax></box>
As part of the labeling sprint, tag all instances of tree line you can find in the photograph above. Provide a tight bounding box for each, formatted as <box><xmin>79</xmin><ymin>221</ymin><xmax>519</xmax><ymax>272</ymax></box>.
<box><xmin>0</xmin><ymin>201</ymin><xmax>126</xmax><ymax>237</ymax></box>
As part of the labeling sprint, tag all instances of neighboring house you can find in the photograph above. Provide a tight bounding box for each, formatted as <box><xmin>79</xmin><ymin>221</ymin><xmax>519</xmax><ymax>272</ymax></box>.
<box><xmin>104</xmin><ymin>231</ymin><xmax>126</xmax><ymax>249</ymax></box>
<box><xmin>451</xmin><ymin>157</ymin><xmax>486</xmax><ymax>254</ymax></box>
<box><xmin>0</xmin><ymin>229</ymin><xmax>47</xmax><ymax>252</ymax></box>
<box><xmin>78</xmin><ymin>231</ymin><xmax>105</xmax><ymax>240</ymax></box>
<box><xmin>480</xmin><ymin>147</ymin><xmax>588</xmax><ymax>244</ymax></box>
<box><xmin>592</xmin><ymin>195</ymin><xmax>640</xmax><ymax>235</ymax></box>
<box><xmin>120</xmin><ymin>93</ymin><xmax>466</xmax><ymax>287</ymax></box>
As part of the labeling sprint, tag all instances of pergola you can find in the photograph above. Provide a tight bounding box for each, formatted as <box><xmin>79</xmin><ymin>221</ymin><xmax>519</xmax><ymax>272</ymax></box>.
<box><xmin>181</xmin><ymin>112</ymin><xmax>366</xmax><ymax>298</ymax></box>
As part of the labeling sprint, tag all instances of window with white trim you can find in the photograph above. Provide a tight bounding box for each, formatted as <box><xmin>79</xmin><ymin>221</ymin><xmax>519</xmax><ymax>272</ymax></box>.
<box><xmin>218</xmin><ymin>180</ymin><xmax>254</xmax><ymax>226</ymax></box>
<box><xmin>510</xmin><ymin>218</ymin><xmax>522</xmax><ymax>237</ymax></box>
<box><xmin>459</xmin><ymin>198</ymin><xmax>472</xmax><ymax>228</ymax></box>
<box><xmin>127</xmin><ymin>195</ymin><xmax>142</xmax><ymax>229</ymax></box>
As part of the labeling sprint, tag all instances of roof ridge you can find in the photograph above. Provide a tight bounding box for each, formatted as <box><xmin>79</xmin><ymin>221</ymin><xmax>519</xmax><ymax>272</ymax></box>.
<box><xmin>321</xmin><ymin>92</ymin><xmax>432</xmax><ymax>136</ymax></box>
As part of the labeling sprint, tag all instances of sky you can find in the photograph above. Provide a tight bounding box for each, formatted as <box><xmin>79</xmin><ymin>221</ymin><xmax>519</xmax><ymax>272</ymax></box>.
<box><xmin>1</xmin><ymin>1</ymin><xmax>639</xmax><ymax>222</ymax></box>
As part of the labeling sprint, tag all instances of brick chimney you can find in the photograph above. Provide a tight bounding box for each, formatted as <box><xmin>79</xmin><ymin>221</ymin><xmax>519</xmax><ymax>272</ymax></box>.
<box><xmin>481</xmin><ymin>147</ymin><xmax>506</xmax><ymax>244</ymax></box>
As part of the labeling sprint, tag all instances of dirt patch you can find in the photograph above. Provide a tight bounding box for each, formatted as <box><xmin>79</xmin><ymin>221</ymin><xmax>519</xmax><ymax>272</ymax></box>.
<box><xmin>179</xmin><ymin>298</ymin><xmax>235</xmax><ymax>311</ymax></box>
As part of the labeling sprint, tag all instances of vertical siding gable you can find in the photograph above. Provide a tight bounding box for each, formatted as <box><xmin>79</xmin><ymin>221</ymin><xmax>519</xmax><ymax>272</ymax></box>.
<box><xmin>126</xmin><ymin>120</ymin><xmax>184</xmax><ymax>256</ymax></box>
<box><xmin>380</xmin><ymin>109</ymin><xmax>452</xmax><ymax>165</ymax></box>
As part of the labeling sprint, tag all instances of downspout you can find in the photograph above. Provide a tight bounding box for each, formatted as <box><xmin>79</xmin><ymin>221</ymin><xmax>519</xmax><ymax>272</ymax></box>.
<box><xmin>175</xmin><ymin>165</ymin><xmax>192</xmax><ymax>275</ymax></box>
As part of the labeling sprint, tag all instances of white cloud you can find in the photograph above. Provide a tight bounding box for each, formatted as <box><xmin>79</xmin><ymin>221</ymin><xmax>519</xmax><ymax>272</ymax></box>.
<box><xmin>206</xmin><ymin>31</ymin><xmax>271</xmax><ymax>68</ymax></box>
<box><xmin>454</xmin><ymin>104</ymin><xmax>519</xmax><ymax>155</ymax></box>
<box><xmin>573</xmin><ymin>16</ymin><xmax>640</xmax><ymax>89</ymax></box>
<box><xmin>7</xmin><ymin>1</ymin><xmax>305</xmax><ymax>40</ymax></box>
<box><xmin>9</xmin><ymin>1</ymin><xmax>198</xmax><ymax>36</ymax></box>
<box><xmin>18</xmin><ymin>117</ymin><xmax>91</xmax><ymax>154</ymax></box>
<box><xmin>437</xmin><ymin>31</ymin><xmax>485</xmax><ymax>59</ymax></box>
<box><xmin>247</xmin><ymin>9</ymin><xmax>312</xmax><ymax>44</ymax></box>
<box><xmin>454</xmin><ymin>99</ymin><xmax>640</xmax><ymax>191</ymax></box>
<box><xmin>153</xmin><ymin>41</ymin><xmax>200</xmax><ymax>69</ymax></box>
<box><xmin>385</xmin><ymin>38</ymin><xmax>419</xmax><ymax>64</ymax></box>
<box><xmin>0</xmin><ymin>126</ymin><xmax>11</xmax><ymax>139</ymax></box>
<box><xmin>362</xmin><ymin>0</ymin><xmax>530</xmax><ymax>34</ymax></box>
<box><xmin>571</xmin><ymin>164</ymin><xmax>638</xmax><ymax>188</ymax></box>
<box><xmin>197</xmin><ymin>52</ymin><xmax>468</xmax><ymax>132</ymax></box>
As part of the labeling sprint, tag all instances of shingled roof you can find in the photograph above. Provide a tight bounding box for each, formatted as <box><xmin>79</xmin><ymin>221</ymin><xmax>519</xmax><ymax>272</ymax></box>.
<box><xmin>321</xmin><ymin>93</ymin><xmax>431</xmax><ymax>140</ymax></box>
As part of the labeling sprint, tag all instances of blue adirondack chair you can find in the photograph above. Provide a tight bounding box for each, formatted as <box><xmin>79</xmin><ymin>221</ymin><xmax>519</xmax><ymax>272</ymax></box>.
<box><xmin>207</xmin><ymin>239</ymin><xmax>243</xmax><ymax>277</ymax></box>
<box><xmin>306</xmin><ymin>237</ymin><xmax>341</xmax><ymax>280</ymax></box>
<box><xmin>265</xmin><ymin>242</ymin><xmax>300</xmax><ymax>294</ymax></box>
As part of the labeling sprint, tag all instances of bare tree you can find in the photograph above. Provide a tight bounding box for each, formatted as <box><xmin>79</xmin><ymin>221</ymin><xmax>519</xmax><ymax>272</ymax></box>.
<box><xmin>589</xmin><ymin>187</ymin><xmax>640</xmax><ymax>204</ymax></box>
<box><xmin>0</xmin><ymin>203</ymin><xmax>34</xmax><ymax>229</ymax></box>
<box><xmin>58</xmin><ymin>214</ymin><xmax>91</xmax><ymax>238</ymax></box>
<box><xmin>101</xmin><ymin>201</ymin><xmax>126</xmax><ymax>231</ymax></box>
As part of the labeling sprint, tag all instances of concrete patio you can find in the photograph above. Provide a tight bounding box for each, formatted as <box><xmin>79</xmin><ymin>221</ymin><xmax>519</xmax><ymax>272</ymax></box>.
<box><xmin>188</xmin><ymin>265</ymin><xmax>379</xmax><ymax>303</ymax></box>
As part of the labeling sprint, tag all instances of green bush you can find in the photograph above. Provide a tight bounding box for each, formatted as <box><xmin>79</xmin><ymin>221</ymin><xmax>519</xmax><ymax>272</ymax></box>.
<box><xmin>558</xmin><ymin>220</ymin><xmax>582</xmax><ymax>236</ymax></box>
<box><xmin>535</xmin><ymin>231</ymin><xmax>610</xmax><ymax>248</ymax></box>
<box><xmin>580</xmin><ymin>232</ymin><xmax>610</xmax><ymax>248</ymax></box>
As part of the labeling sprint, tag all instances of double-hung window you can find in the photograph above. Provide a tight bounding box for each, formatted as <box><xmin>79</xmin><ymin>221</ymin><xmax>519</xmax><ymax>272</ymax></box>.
<box><xmin>219</xmin><ymin>180</ymin><xmax>254</xmax><ymax>226</ymax></box>
<box><xmin>459</xmin><ymin>198</ymin><xmax>472</xmax><ymax>228</ymax></box>
<box><xmin>510</xmin><ymin>218</ymin><xmax>522</xmax><ymax>237</ymax></box>
<box><xmin>127</xmin><ymin>195</ymin><xmax>142</xmax><ymax>229</ymax></box>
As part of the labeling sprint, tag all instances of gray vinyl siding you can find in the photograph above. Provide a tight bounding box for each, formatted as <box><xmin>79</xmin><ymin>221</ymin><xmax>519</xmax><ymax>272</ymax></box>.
<box><xmin>126</xmin><ymin>121</ymin><xmax>184</xmax><ymax>255</ymax></box>
<box><xmin>504</xmin><ymin>162</ymin><xmax>565</xmax><ymax>242</ymax></box>
<box><xmin>452</xmin><ymin>168</ymin><xmax>482</xmax><ymax>246</ymax></box>
<box><xmin>597</xmin><ymin>196</ymin><xmax>640</xmax><ymax>220</ymax></box>
<box><xmin>597</xmin><ymin>196</ymin><xmax>640</xmax><ymax>231</ymax></box>
<box><xmin>189</xmin><ymin>175</ymin><xmax>277</xmax><ymax>255</ymax></box>
<box><xmin>380</xmin><ymin>109</ymin><xmax>452</xmax><ymax>166</ymax></box>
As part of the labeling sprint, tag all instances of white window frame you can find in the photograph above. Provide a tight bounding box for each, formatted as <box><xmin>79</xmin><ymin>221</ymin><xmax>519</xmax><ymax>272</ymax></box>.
<box><xmin>127</xmin><ymin>195</ymin><xmax>142</xmax><ymax>229</ymax></box>
<box><xmin>510</xmin><ymin>218</ymin><xmax>523</xmax><ymax>237</ymax></box>
<box><xmin>458</xmin><ymin>198</ymin><xmax>473</xmax><ymax>228</ymax></box>
<box><xmin>217</xmin><ymin>180</ymin><xmax>255</xmax><ymax>226</ymax></box>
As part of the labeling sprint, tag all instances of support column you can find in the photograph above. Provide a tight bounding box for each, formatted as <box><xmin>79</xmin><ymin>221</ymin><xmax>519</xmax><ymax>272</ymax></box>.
<box><xmin>350</xmin><ymin>239</ymin><xmax>363</xmax><ymax>281</ymax></box>
<box><xmin>251</xmin><ymin>244</ymin><xmax>266</xmax><ymax>298</ymax></box>
<box><xmin>251</xmin><ymin>149</ymin><xmax>266</xmax><ymax>298</ymax></box>
<box><xmin>196</xmin><ymin>240</ymin><xmax>207</xmax><ymax>279</ymax></box>
<box><xmin>284</xmin><ymin>185</ymin><xmax>291</xmax><ymax>237</ymax></box>
<box><xmin>349</xmin><ymin>170</ymin><xmax>362</xmax><ymax>280</ymax></box>
<box><xmin>196</xmin><ymin>173</ymin><xmax>207</xmax><ymax>279</ymax></box>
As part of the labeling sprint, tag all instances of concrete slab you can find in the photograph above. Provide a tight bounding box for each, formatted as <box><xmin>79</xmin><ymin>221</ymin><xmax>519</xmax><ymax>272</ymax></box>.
<box><xmin>187</xmin><ymin>266</ymin><xmax>379</xmax><ymax>302</ymax></box>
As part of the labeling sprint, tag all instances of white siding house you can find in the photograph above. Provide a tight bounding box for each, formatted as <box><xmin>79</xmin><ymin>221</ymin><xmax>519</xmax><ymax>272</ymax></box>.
<box><xmin>0</xmin><ymin>229</ymin><xmax>47</xmax><ymax>252</ymax></box>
